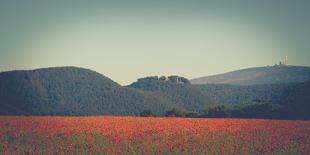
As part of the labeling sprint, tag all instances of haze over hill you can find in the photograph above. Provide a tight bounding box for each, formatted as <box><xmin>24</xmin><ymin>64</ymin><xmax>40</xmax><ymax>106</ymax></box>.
<box><xmin>191</xmin><ymin>65</ymin><xmax>310</xmax><ymax>85</ymax></box>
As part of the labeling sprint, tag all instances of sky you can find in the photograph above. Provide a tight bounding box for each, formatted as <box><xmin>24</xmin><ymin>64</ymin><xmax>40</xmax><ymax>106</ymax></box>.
<box><xmin>0</xmin><ymin>0</ymin><xmax>309</xmax><ymax>85</ymax></box>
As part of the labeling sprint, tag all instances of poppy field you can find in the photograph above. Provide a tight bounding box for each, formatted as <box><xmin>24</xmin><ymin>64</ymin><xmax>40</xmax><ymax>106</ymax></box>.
<box><xmin>0</xmin><ymin>116</ymin><xmax>309</xmax><ymax>154</ymax></box>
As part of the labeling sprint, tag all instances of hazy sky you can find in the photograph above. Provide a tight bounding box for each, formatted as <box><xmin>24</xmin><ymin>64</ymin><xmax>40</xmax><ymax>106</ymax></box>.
<box><xmin>0</xmin><ymin>0</ymin><xmax>309</xmax><ymax>85</ymax></box>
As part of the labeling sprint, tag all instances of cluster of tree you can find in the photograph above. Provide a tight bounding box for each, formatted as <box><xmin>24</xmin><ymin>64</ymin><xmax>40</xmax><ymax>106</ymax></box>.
<box><xmin>197</xmin><ymin>83</ymin><xmax>293</xmax><ymax>105</ymax></box>
<box><xmin>139</xmin><ymin>110</ymin><xmax>156</xmax><ymax>117</ymax></box>
<box><xmin>140</xmin><ymin>107</ymin><xmax>231</xmax><ymax>118</ymax></box>
<box><xmin>165</xmin><ymin>108</ymin><xmax>199</xmax><ymax>117</ymax></box>
<box><xmin>140</xmin><ymin>108</ymin><xmax>199</xmax><ymax>118</ymax></box>
<box><xmin>209</xmin><ymin>101</ymin><xmax>310</xmax><ymax>120</ymax></box>
<box><xmin>130</xmin><ymin>76</ymin><xmax>190</xmax><ymax>91</ymax></box>
<box><xmin>141</xmin><ymin>101</ymin><xmax>310</xmax><ymax>120</ymax></box>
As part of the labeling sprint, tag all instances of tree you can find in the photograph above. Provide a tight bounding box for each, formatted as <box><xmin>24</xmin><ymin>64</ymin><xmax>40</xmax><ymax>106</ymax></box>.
<box><xmin>140</xmin><ymin>110</ymin><xmax>156</xmax><ymax>117</ymax></box>
<box><xmin>165</xmin><ymin>108</ymin><xmax>186</xmax><ymax>117</ymax></box>
<box><xmin>203</xmin><ymin>105</ymin><xmax>231</xmax><ymax>118</ymax></box>
<box><xmin>185</xmin><ymin>112</ymin><xmax>199</xmax><ymax>118</ymax></box>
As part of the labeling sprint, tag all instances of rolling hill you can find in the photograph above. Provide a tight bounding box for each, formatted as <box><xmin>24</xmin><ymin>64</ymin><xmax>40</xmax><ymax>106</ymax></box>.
<box><xmin>128</xmin><ymin>76</ymin><xmax>216</xmax><ymax>112</ymax></box>
<box><xmin>191</xmin><ymin>65</ymin><xmax>310</xmax><ymax>85</ymax></box>
<box><xmin>128</xmin><ymin>77</ymin><xmax>310</xmax><ymax>119</ymax></box>
<box><xmin>0</xmin><ymin>67</ymin><xmax>176</xmax><ymax>115</ymax></box>
<box><xmin>0</xmin><ymin>66</ymin><xmax>309</xmax><ymax>119</ymax></box>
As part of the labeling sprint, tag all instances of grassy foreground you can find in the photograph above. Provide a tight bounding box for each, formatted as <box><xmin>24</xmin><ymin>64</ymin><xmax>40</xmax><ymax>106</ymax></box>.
<box><xmin>0</xmin><ymin>116</ymin><xmax>309</xmax><ymax>154</ymax></box>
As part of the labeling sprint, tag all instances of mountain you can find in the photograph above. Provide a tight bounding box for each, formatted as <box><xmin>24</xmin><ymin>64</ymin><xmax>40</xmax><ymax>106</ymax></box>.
<box><xmin>128</xmin><ymin>76</ymin><xmax>217</xmax><ymax>112</ymax></box>
<box><xmin>0</xmin><ymin>67</ymin><xmax>175</xmax><ymax>115</ymax></box>
<box><xmin>0</xmin><ymin>66</ymin><xmax>309</xmax><ymax>119</ymax></box>
<box><xmin>129</xmin><ymin>77</ymin><xmax>310</xmax><ymax>119</ymax></box>
<box><xmin>191</xmin><ymin>65</ymin><xmax>310</xmax><ymax>85</ymax></box>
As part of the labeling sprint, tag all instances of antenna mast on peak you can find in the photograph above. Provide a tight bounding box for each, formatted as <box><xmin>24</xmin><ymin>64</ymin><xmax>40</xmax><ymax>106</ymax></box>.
<box><xmin>284</xmin><ymin>56</ymin><xmax>288</xmax><ymax>65</ymax></box>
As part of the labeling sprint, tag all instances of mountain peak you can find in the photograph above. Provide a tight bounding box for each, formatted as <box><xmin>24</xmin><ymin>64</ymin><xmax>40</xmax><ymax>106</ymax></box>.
<box><xmin>191</xmin><ymin>65</ymin><xmax>310</xmax><ymax>85</ymax></box>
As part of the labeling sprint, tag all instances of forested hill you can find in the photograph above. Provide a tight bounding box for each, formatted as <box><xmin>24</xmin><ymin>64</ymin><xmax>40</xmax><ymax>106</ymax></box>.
<box><xmin>0</xmin><ymin>67</ymin><xmax>176</xmax><ymax>115</ymax></box>
<box><xmin>0</xmin><ymin>67</ymin><xmax>309</xmax><ymax>119</ymax></box>
<box><xmin>128</xmin><ymin>76</ymin><xmax>217</xmax><ymax>112</ymax></box>
<box><xmin>191</xmin><ymin>65</ymin><xmax>310</xmax><ymax>85</ymax></box>
<box><xmin>129</xmin><ymin>77</ymin><xmax>310</xmax><ymax>119</ymax></box>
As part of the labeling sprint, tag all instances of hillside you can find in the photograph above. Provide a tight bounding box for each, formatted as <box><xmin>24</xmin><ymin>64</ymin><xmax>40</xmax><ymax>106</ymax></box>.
<box><xmin>0</xmin><ymin>66</ymin><xmax>309</xmax><ymax>119</ymax></box>
<box><xmin>129</xmin><ymin>77</ymin><xmax>310</xmax><ymax>119</ymax></box>
<box><xmin>197</xmin><ymin>83</ymin><xmax>293</xmax><ymax>105</ymax></box>
<box><xmin>197</xmin><ymin>82</ymin><xmax>310</xmax><ymax>119</ymax></box>
<box><xmin>0</xmin><ymin>67</ymin><xmax>175</xmax><ymax>115</ymax></box>
<box><xmin>129</xmin><ymin>76</ymin><xmax>299</xmax><ymax>106</ymax></box>
<box><xmin>191</xmin><ymin>65</ymin><xmax>310</xmax><ymax>85</ymax></box>
<box><xmin>128</xmin><ymin>76</ymin><xmax>217</xmax><ymax>112</ymax></box>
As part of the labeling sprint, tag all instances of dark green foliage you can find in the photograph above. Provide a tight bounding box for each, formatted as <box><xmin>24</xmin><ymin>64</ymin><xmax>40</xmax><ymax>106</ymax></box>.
<box><xmin>202</xmin><ymin>105</ymin><xmax>231</xmax><ymax>118</ymax></box>
<box><xmin>167</xmin><ymin>76</ymin><xmax>190</xmax><ymax>84</ymax></box>
<box><xmin>131</xmin><ymin>77</ymin><xmax>310</xmax><ymax>119</ymax></box>
<box><xmin>185</xmin><ymin>111</ymin><xmax>199</xmax><ymax>118</ymax></box>
<box><xmin>198</xmin><ymin>83</ymin><xmax>292</xmax><ymax>105</ymax></box>
<box><xmin>140</xmin><ymin>110</ymin><xmax>156</xmax><ymax>117</ymax></box>
<box><xmin>277</xmin><ymin>81</ymin><xmax>310</xmax><ymax>119</ymax></box>
<box><xmin>201</xmin><ymin>82</ymin><xmax>310</xmax><ymax>120</ymax></box>
<box><xmin>200</xmin><ymin>100</ymin><xmax>309</xmax><ymax>120</ymax></box>
<box><xmin>165</xmin><ymin>108</ymin><xmax>199</xmax><ymax>118</ymax></box>
<box><xmin>165</xmin><ymin>108</ymin><xmax>187</xmax><ymax>117</ymax></box>
<box><xmin>0</xmin><ymin>67</ymin><xmax>309</xmax><ymax>120</ymax></box>
<box><xmin>198</xmin><ymin>81</ymin><xmax>309</xmax><ymax>119</ymax></box>
<box><xmin>230</xmin><ymin>103</ymin><xmax>281</xmax><ymax>119</ymax></box>
<box><xmin>129</xmin><ymin>75</ymin><xmax>191</xmax><ymax>91</ymax></box>
<box><xmin>0</xmin><ymin>67</ymin><xmax>174</xmax><ymax>116</ymax></box>
<box><xmin>129</xmin><ymin>77</ymin><xmax>217</xmax><ymax>112</ymax></box>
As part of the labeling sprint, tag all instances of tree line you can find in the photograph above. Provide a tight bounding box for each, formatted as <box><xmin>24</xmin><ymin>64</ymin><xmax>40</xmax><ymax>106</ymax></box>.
<box><xmin>140</xmin><ymin>102</ymin><xmax>310</xmax><ymax>120</ymax></box>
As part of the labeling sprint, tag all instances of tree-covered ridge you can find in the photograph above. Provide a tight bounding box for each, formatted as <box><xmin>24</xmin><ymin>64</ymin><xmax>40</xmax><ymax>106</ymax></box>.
<box><xmin>0</xmin><ymin>67</ymin><xmax>309</xmax><ymax>119</ymax></box>
<box><xmin>128</xmin><ymin>76</ymin><xmax>216</xmax><ymax>112</ymax></box>
<box><xmin>0</xmin><ymin>67</ymin><xmax>175</xmax><ymax>116</ymax></box>
<box><xmin>197</xmin><ymin>83</ymin><xmax>293</xmax><ymax>105</ymax></box>
<box><xmin>129</xmin><ymin>76</ymin><xmax>190</xmax><ymax>91</ymax></box>
<box><xmin>129</xmin><ymin>78</ymin><xmax>310</xmax><ymax>119</ymax></box>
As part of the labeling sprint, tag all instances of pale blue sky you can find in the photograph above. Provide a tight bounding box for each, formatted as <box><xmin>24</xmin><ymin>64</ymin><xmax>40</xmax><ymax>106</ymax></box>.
<box><xmin>0</xmin><ymin>0</ymin><xmax>309</xmax><ymax>85</ymax></box>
